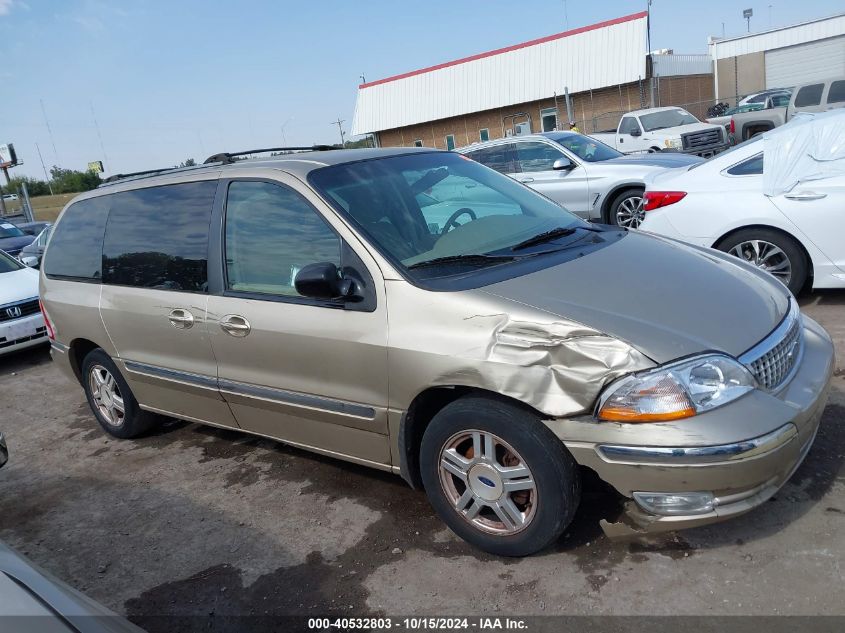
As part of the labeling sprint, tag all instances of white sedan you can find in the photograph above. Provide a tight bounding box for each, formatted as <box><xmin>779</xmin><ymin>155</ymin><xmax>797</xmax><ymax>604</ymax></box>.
<box><xmin>640</xmin><ymin>112</ymin><xmax>845</xmax><ymax>295</ymax></box>
<box><xmin>0</xmin><ymin>249</ymin><xmax>47</xmax><ymax>355</ymax></box>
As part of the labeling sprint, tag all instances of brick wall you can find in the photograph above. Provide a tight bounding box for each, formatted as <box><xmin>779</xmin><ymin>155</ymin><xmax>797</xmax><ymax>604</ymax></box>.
<box><xmin>378</xmin><ymin>75</ymin><xmax>672</xmax><ymax>149</ymax></box>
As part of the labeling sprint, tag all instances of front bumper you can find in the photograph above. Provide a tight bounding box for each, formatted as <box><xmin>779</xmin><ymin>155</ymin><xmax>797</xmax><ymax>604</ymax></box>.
<box><xmin>0</xmin><ymin>313</ymin><xmax>48</xmax><ymax>355</ymax></box>
<box><xmin>544</xmin><ymin>316</ymin><xmax>835</xmax><ymax>536</ymax></box>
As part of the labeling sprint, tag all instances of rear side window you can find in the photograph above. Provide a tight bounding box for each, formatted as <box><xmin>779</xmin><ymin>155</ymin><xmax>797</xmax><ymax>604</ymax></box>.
<box><xmin>794</xmin><ymin>84</ymin><xmax>823</xmax><ymax>107</ymax></box>
<box><xmin>102</xmin><ymin>181</ymin><xmax>216</xmax><ymax>292</ymax></box>
<box><xmin>44</xmin><ymin>197</ymin><xmax>110</xmax><ymax>281</ymax></box>
<box><xmin>827</xmin><ymin>80</ymin><xmax>845</xmax><ymax>105</ymax></box>
<box><xmin>465</xmin><ymin>144</ymin><xmax>516</xmax><ymax>174</ymax></box>
<box><xmin>726</xmin><ymin>153</ymin><xmax>764</xmax><ymax>176</ymax></box>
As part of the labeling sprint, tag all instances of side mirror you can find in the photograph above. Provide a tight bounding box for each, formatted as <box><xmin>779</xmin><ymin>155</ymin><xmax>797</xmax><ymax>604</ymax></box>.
<box><xmin>629</xmin><ymin>128</ymin><xmax>642</xmax><ymax>137</ymax></box>
<box><xmin>0</xmin><ymin>432</ymin><xmax>7</xmax><ymax>470</ymax></box>
<box><xmin>294</xmin><ymin>262</ymin><xmax>362</xmax><ymax>302</ymax></box>
<box><xmin>20</xmin><ymin>256</ymin><xmax>39</xmax><ymax>268</ymax></box>
<box><xmin>552</xmin><ymin>157</ymin><xmax>574</xmax><ymax>171</ymax></box>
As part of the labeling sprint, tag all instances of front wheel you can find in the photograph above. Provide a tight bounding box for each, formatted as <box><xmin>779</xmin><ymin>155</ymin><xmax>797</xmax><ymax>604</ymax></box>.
<box><xmin>420</xmin><ymin>397</ymin><xmax>580</xmax><ymax>556</ymax></box>
<box><xmin>717</xmin><ymin>228</ymin><xmax>808</xmax><ymax>295</ymax></box>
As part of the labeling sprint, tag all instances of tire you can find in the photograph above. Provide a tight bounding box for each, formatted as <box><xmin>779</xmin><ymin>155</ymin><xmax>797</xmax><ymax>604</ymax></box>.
<box><xmin>420</xmin><ymin>396</ymin><xmax>580</xmax><ymax>557</ymax></box>
<box><xmin>607</xmin><ymin>188</ymin><xmax>645</xmax><ymax>229</ymax></box>
<box><xmin>717</xmin><ymin>228</ymin><xmax>808</xmax><ymax>295</ymax></box>
<box><xmin>81</xmin><ymin>349</ymin><xmax>162</xmax><ymax>439</ymax></box>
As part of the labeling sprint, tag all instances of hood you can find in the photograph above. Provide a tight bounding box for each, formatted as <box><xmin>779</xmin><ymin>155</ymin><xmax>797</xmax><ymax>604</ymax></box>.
<box><xmin>602</xmin><ymin>153</ymin><xmax>704</xmax><ymax>168</ymax></box>
<box><xmin>0</xmin><ymin>236</ymin><xmax>35</xmax><ymax>253</ymax></box>
<box><xmin>0</xmin><ymin>267</ymin><xmax>39</xmax><ymax>305</ymax></box>
<box><xmin>481</xmin><ymin>230</ymin><xmax>790</xmax><ymax>363</ymax></box>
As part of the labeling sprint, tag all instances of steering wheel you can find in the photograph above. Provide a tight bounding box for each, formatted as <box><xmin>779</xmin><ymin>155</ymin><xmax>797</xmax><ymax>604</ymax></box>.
<box><xmin>441</xmin><ymin>207</ymin><xmax>477</xmax><ymax>235</ymax></box>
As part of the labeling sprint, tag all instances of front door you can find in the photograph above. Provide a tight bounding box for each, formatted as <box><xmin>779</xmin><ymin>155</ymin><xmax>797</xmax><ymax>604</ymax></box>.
<box><xmin>512</xmin><ymin>141</ymin><xmax>590</xmax><ymax>217</ymax></box>
<box><xmin>98</xmin><ymin>179</ymin><xmax>238</xmax><ymax>428</ymax></box>
<box><xmin>206</xmin><ymin>177</ymin><xmax>391</xmax><ymax>466</ymax></box>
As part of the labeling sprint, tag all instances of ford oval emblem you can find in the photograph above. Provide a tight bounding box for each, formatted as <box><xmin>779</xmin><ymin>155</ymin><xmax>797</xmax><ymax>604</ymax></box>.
<box><xmin>478</xmin><ymin>476</ymin><xmax>496</xmax><ymax>488</ymax></box>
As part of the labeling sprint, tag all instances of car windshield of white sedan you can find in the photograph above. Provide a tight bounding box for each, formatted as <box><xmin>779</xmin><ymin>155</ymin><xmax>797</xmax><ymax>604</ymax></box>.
<box><xmin>640</xmin><ymin>109</ymin><xmax>699</xmax><ymax>132</ymax></box>
<box><xmin>0</xmin><ymin>249</ymin><xmax>24</xmax><ymax>273</ymax></box>
<box><xmin>309</xmin><ymin>152</ymin><xmax>586</xmax><ymax>272</ymax></box>
<box><xmin>555</xmin><ymin>134</ymin><xmax>621</xmax><ymax>162</ymax></box>
<box><xmin>0</xmin><ymin>223</ymin><xmax>25</xmax><ymax>238</ymax></box>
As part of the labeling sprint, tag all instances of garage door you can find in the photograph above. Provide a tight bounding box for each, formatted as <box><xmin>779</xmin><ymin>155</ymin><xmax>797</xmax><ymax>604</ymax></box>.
<box><xmin>765</xmin><ymin>36</ymin><xmax>845</xmax><ymax>89</ymax></box>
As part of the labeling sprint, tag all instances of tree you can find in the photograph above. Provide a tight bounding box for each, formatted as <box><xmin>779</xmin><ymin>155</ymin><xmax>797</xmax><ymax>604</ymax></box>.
<box><xmin>6</xmin><ymin>175</ymin><xmax>51</xmax><ymax>197</ymax></box>
<box><xmin>49</xmin><ymin>166</ymin><xmax>101</xmax><ymax>194</ymax></box>
<box><xmin>179</xmin><ymin>158</ymin><xmax>196</xmax><ymax>167</ymax></box>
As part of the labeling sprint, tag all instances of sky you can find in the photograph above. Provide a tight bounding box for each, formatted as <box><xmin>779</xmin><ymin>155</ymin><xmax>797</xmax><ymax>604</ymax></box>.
<box><xmin>1</xmin><ymin>0</ymin><xmax>843</xmax><ymax>180</ymax></box>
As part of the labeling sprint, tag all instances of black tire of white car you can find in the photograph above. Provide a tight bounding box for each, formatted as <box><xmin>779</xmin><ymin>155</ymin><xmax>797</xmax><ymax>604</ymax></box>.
<box><xmin>81</xmin><ymin>349</ymin><xmax>162</xmax><ymax>439</ymax></box>
<box><xmin>717</xmin><ymin>228</ymin><xmax>808</xmax><ymax>295</ymax></box>
<box><xmin>607</xmin><ymin>188</ymin><xmax>645</xmax><ymax>229</ymax></box>
<box><xmin>420</xmin><ymin>396</ymin><xmax>581</xmax><ymax>557</ymax></box>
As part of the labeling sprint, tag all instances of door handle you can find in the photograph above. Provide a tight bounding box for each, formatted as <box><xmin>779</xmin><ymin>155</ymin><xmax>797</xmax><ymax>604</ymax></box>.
<box><xmin>784</xmin><ymin>191</ymin><xmax>827</xmax><ymax>201</ymax></box>
<box><xmin>168</xmin><ymin>308</ymin><xmax>194</xmax><ymax>329</ymax></box>
<box><xmin>519</xmin><ymin>177</ymin><xmax>534</xmax><ymax>183</ymax></box>
<box><xmin>220</xmin><ymin>314</ymin><xmax>251</xmax><ymax>338</ymax></box>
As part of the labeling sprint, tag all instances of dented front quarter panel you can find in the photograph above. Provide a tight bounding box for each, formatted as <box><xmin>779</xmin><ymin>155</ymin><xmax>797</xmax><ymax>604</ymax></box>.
<box><xmin>385</xmin><ymin>280</ymin><xmax>655</xmax><ymax>418</ymax></box>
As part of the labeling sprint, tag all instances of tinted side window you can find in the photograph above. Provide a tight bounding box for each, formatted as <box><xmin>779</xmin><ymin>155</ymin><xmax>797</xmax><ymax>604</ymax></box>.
<box><xmin>102</xmin><ymin>181</ymin><xmax>216</xmax><ymax>292</ymax></box>
<box><xmin>224</xmin><ymin>181</ymin><xmax>341</xmax><ymax>298</ymax></box>
<box><xmin>827</xmin><ymin>80</ymin><xmax>845</xmax><ymax>104</ymax></box>
<box><xmin>44</xmin><ymin>197</ymin><xmax>110</xmax><ymax>281</ymax></box>
<box><xmin>726</xmin><ymin>153</ymin><xmax>764</xmax><ymax>176</ymax></box>
<box><xmin>794</xmin><ymin>84</ymin><xmax>823</xmax><ymax>107</ymax></box>
<box><xmin>466</xmin><ymin>144</ymin><xmax>516</xmax><ymax>174</ymax></box>
<box><xmin>515</xmin><ymin>142</ymin><xmax>564</xmax><ymax>172</ymax></box>
<box><xmin>619</xmin><ymin>117</ymin><xmax>640</xmax><ymax>135</ymax></box>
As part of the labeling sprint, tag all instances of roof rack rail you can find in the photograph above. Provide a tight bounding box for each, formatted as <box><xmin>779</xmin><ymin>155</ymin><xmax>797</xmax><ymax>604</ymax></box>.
<box><xmin>203</xmin><ymin>145</ymin><xmax>339</xmax><ymax>165</ymax></box>
<box><xmin>100</xmin><ymin>162</ymin><xmax>221</xmax><ymax>186</ymax></box>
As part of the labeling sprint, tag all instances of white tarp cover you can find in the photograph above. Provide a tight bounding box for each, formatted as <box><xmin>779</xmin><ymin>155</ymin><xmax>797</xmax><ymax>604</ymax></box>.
<box><xmin>763</xmin><ymin>109</ymin><xmax>845</xmax><ymax>197</ymax></box>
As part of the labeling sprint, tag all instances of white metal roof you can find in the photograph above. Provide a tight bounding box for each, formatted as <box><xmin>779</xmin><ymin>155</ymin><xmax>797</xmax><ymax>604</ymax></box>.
<box><xmin>351</xmin><ymin>12</ymin><xmax>648</xmax><ymax>135</ymax></box>
<box><xmin>651</xmin><ymin>53</ymin><xmax>712</xmax><ymax>77</ymax></box>
<box><xmin>709</xmin><ymin>12</ymin><xmax>845</xmax><ymax>60</ymax></box>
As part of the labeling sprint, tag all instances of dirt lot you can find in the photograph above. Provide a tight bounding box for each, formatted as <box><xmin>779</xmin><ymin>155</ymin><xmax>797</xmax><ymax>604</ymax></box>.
<box><xmin>0</xmin><ymin>292</ymin><xmax>843</xmax><ymax>630</ymax></box>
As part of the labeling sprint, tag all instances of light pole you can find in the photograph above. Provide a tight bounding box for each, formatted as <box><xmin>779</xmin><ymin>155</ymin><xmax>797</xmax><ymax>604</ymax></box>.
<box><xmin>331</xmin><ymin>118</ymin><xmax>346</xmax><ymax>147</ymax></box>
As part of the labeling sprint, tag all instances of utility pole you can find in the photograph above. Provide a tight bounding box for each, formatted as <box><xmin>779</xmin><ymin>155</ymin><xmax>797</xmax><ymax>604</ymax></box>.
<box><xmin>35</xmin><ymin>143</ymin><xmax>54</xmax><ymax>195</ymax></box>
<box><xmin>331</xmin><ymin>118</ymin><xmax>346</xmax><ymax>147</ymax></box>
<box><xmin>40</xmin><ymin>99</ymin><xmax>60</xmax><ymax>164</ymax></box>
<box><xmin>90</xmin><ymin>101</ymin><xmax>109</xmax><ymax>173</ymax></box>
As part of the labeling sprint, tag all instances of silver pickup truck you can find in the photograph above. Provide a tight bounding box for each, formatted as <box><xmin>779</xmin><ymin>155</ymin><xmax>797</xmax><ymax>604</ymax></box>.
<box><xmin>731</xmin><ymin>77</ymin><xmax>845</xmax><ymax>142</ymax></box>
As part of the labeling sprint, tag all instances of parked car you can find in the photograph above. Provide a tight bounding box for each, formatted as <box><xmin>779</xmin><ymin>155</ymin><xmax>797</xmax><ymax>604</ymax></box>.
<box><xmin>19</xmin><ymin>224</ymin><xmax>51</xmax><ymax>268</ymax></box>
<box><xmin>41</xmin><ymin>147</ymin><xmax>833</xmax><ymax>556</ymax></box>
<box><xmin>1</xmin><ymin>194</ymin><xmax>18</xmax><ymax>202</ymax></box>
<box><xmin>706</xmin><ymin>92</ymin><xmax>791</xmax><ymax>132</ymax></box>
<box><xmin>0</xmin><ymin>437</ymin><xmax>145</xmax><ymax>632</ymax></box>
<box><xmin>0</xmin><ymin>249</ymin><xmax>47</xmax><ymax>354</ymax></box>
<box><xmin>457</xmin><ymin>132</ymin><xmax>702</xmax><ymax>227</ymax></box>
<box><xmin>15</xmin><ymin>220</ymin><xmax>52</xmax><ymax>236</ymax></box>
<box><xmin>590</xmin><ymin>107</ymin><xmax>730</xmax><ymax>157</ymax></box>
<box><xmin>640</xmin><ymin>110</ymin><xmax>845</xmax><ymax>295</ymax></box>
<box><xmin>0</xmin><ymin>221</ymin><xmax>36</xmax><ymax>258</ymax></box>
<box><xmin>738</xmin><ymin>87</ymin><xmax>793</xmax><ymax>107</ymax></box>
<box><xmin>731</xmin><ymin>77</ymin><xmax>845</xmax><ymax>142</ymax></box>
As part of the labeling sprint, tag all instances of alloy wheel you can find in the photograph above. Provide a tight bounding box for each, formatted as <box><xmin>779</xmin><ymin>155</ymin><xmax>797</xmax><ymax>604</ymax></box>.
<box><xmin>615</xmin><ymin>195</ymin><xmax>645</xmax><ymax>228</ymax></box>
<box><xmin>89</xmin><ymin>365</ymin><xmax>125</xmax><ymax>427</ymax></box>
<box><xmin>729</xmin><ymin>240</ymin><xmax>792</xmax><ymax>286</ymax></box>
<box><xmin>438</xmin><ymin>430</ymin><xmax>537</xmax><ymax>535</ymax></box>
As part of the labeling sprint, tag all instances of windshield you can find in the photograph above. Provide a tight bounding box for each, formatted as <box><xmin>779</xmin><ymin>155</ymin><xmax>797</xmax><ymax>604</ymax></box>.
<box><xmin>309</xmin><ymin>152</ymin><xmax>586</xmax><ymax>278</ymax></box>
<box><xmin>0</xmin><ymin>249</ymin><xmax>24</xmax><ymax>273</ymax></box>
<box><xmin>0</xmin><ymin>222</ymin><xmax>25</xmax><ymax>238</ymax></box>
<box><xmin>553</xmin><ymin>134</ymin><xmax>622</xmax><ymax>162</ymax></box>
<box><xmin>639</xmin><ymin>109</ymin><xmax>699</xmax><ymax>132</ymax></box>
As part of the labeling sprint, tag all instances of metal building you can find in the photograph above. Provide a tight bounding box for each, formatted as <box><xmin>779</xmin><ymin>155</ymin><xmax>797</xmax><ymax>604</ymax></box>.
<box><xmin>709</xmin><ymin>12</ymin><xmax>845</xmax><ymax>101</ymax></box>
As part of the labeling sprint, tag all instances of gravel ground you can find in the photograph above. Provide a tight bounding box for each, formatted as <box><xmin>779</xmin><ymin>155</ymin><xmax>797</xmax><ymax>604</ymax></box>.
<box><xmin>0</xmin><ymin>291</ymin><xmax>842</xmax><ymax>630</ymax></box>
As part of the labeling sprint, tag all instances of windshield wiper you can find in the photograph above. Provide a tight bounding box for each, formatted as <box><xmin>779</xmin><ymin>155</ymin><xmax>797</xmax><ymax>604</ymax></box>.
<box><xmin>510</xmin><ymin>225</ymin><xmax>600</xmax><ymax>251</ymax></box>
<box><xmin>407</xmin><ymin>253</ymin><xmax>515</xmax><ymax>270</ymax></box>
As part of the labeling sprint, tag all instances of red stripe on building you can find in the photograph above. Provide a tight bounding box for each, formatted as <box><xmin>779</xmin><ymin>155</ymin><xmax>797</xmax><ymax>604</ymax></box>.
<box><xmin>358</xmin><ymin>11</ymin><xmax>648</xmax><ymax>89</ymax></box>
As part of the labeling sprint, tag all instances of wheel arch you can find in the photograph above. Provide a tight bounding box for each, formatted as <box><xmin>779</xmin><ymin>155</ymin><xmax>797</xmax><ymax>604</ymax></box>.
<box><xmin>712</xmin><ymin>224</ymin><xmax>814</xmax><ymax>283</ymax></box>
<box><xmin>600</xmin><ymin>183</ymin><xmax>645</xmax><ymax>223</ymax></box>
<box><xmin>397</xmin><ymin>386</ymin><xmax>547</xmax><ymax>490</ymax></box>
<box><xmin>68</xmin><ymin>338</ymin><xmax>102</xmax><ymax>385</ymax></box>
<box><xmin>739</xmin><ymin>120</ymin><xmax>775</xmax><ymax>141</ymax></box>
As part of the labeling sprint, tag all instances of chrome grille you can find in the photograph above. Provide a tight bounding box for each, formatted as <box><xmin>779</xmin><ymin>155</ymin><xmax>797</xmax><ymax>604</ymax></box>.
<box><xmin>0</xmin><ymin>298</ymin><xmax>41</xmax><ymax>323</ymax></box>
<box><xmin>744</xmin><ymin>311</ymin><xmax>802</xmax><ymax>391</ymax></box>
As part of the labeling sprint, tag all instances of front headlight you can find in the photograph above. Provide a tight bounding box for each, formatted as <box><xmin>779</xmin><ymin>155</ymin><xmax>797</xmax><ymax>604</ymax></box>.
<box><xmin>597</xmin><ymin>354</ymin><xmax>756</xmax><ymax>422</ymax></box>
<box><xmin>664</xmin><ymin>138</ymin><xmax>682</xmax><ymax>150</ymax></box>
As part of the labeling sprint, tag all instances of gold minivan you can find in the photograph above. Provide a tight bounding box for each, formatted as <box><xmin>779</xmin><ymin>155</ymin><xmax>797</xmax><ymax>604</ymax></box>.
<box><xmin>41</xmin><ymin>147</ymin><xmax>833</xmax><ymax>556</ymax></box>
